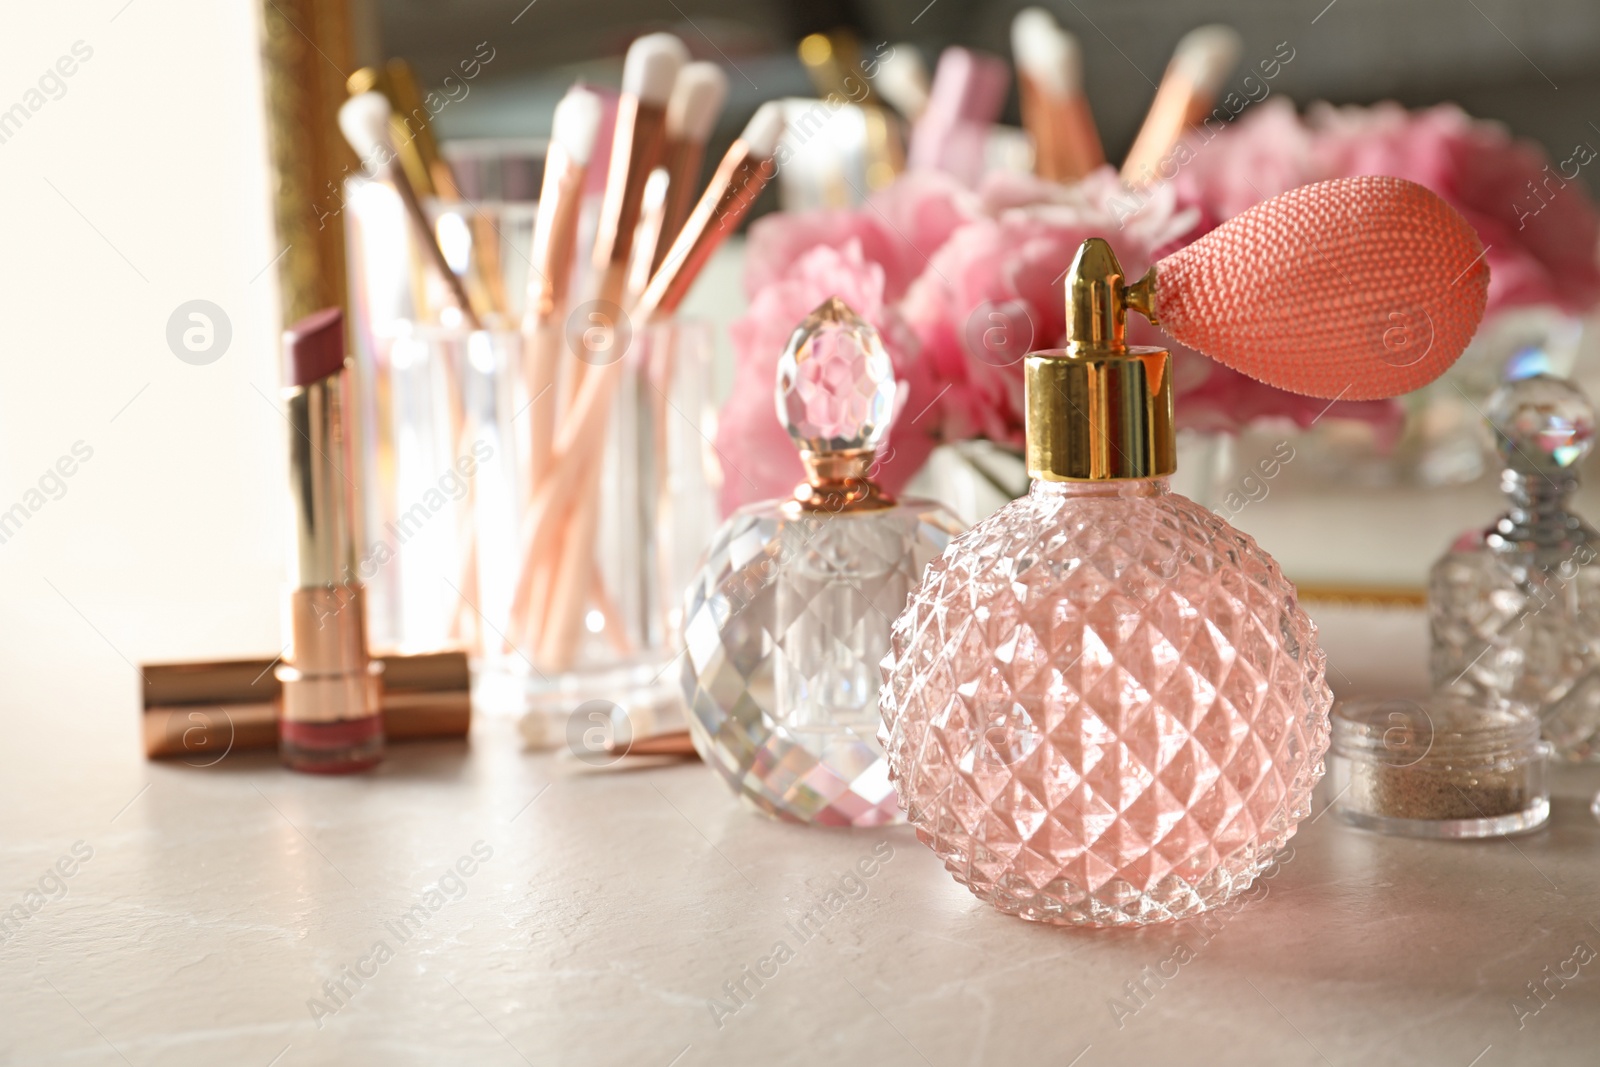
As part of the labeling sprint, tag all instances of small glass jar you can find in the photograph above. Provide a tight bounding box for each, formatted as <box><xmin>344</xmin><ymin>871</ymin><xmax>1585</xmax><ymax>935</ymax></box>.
<box><xmin>1329</xmin><ymin>695</ymin><xmax>1551</xmax><ymax>838</ymax></box>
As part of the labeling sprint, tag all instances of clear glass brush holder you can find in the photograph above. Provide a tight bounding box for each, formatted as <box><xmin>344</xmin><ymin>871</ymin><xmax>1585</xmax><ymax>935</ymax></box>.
<box><xmin>343</xmin><ymin>174</ymin><xmax>540</xmax><ymax>334</ymax></box>
<box><xmin>352</xmin><ymin>325</ymin><xmax>514</xmax><ymax>654</ymax></box>
<box><xmin>350</xmin><ymin>321</ymin><xmax>716</xmax><ymax>731</ymax></box>
<box><xmin>473</xmin><ymin>319</ymin><xmax>718</xmax><ymax>737</ymax></box>
<box><xmin>343</xmin><ymin>175</ymin><xmax>717</xmax><ymax>737</ymax></box>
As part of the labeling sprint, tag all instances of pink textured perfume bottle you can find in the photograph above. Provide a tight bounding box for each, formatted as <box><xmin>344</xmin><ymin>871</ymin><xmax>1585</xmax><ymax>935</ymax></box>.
<box><xmin>879</xmin><ymin>177</ymin><xmax>1490</xmax><ymax>923</ymax></box>
<box><xmin>879</xmin><ymin>240</ymin><xmax>1333</xmax><ymax>925</ymax></box>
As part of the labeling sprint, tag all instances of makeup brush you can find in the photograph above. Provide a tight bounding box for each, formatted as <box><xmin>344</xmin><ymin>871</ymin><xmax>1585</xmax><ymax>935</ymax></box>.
<box><xmin>351</xmin><ymin>63</ymin><xmax>509</xmax><ymax>318</ymax></box>
<box><xmin>524</xmin><ymin>86</ymin><xmax>602</xmax><ymax>488</ymax></box>
<box><xmin>873</xmin><ymin>44</ymin><xmax>930</xmax><ymax>121</ymax></box>
<box><xmin>628</xmin><ymin>170</ymin><xmax>673</xmax><ymax>302</ymax></box>
<box><xmin>341</xmin><ymin>91</ymin><xmax>487</xmax><ymax>646</ymax></box>
<box><xmin>908</xmin><ymin>47</ymin><xmax>1010</xmax><ymax>185</ymax></box>
<box><xmin>1120</xmin><ymin>25</ymin><xmax>1241</xmax><ymax>188</ymax></box>
<box><xmin>535</xmin><ymin>104</ymin><xmax>786</xmax><ymax>668</ymax></box>
<box><xmin>627</xmin><ymin>62</ymin><xmax>730</xmax><ymax>304</ymax></box>
<box><xmin>386</xmin><ymin>59</ymin><xmax>511</xmax><ymax>317</ymax></box>
<box><xmin>1012</xmin><ymin>8</ymin><xmax>1103</xmax><ymax>182</ymax></box>
<box><xmin>654</xmin><ymin>62</ymin><xmax>729</xmax><ymax>273</ymax></box>
<box><xmin>589</xmin><ymin>33</ymin><xmax>688</xmax><ymax>317</ymax></box>
<box><xmin>384</xmin><ymin>58</ymin><xmax>461</xmax><ymax>199</ymax></box>
<box><xmin>508</xmin><ymin>103</ymin><xmax>785</xmax><ymax>665</ymax></box>
<box><xmin>638</xmin><ymin>102</ymin><xmax>783</xmax><ymax>316</ymax></box>
<box><xmin>339</xmin><ymin>91</ymin><xmax>482</xmax><ymax>330</ymax></box>
<box><xmin>347</xmin><ymin>67</ymin><xmax>436</xmax><ymax>199</ymax></box>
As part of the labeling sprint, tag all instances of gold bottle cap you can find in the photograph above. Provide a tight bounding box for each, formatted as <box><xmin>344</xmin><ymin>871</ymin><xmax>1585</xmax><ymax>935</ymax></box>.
<box><xmin>1025</xmin><ymin>238</ymin><xmax>1175</xmax><ymax>481</ymax></box>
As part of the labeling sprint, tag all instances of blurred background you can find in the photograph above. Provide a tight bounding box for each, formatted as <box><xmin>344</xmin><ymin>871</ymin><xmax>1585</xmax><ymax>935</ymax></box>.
<box><xmin>372</xmin><ymin>0</ymin><xmax>1600</xmax><ymax>197</ymax></box>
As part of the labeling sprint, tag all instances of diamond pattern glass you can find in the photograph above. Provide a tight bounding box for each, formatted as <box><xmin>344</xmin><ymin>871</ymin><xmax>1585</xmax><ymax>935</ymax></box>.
<box><xmin>1429</xmin><ymin>375</ymin><xmax>1600</xmax><ymax>761</ymax></box>
<box><xmin>681</xmin><ymin>296</ymin><xmax>964</xmax><ymax>826</ymax></box>
<box><xmin>879</xmin><ymin>479</ymin><xmax>1332</xmax><ymax>925</ymax></box>
<box><xmin>1431</xmin><ymin>538</ymin><xmax>1600</xmax><ymax>760</ymax></box>
<box><xmin>682</xmin><ymin>503</ymin><xmax>964</xmax><ymax>825</ymax></box>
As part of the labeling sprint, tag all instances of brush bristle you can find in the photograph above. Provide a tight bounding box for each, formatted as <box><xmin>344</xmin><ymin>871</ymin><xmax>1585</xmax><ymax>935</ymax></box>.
<box><xmin>338</xmin><ymin>91</ymin><xmax>394</xmax><ymax>168</ymax></box>
<box><xmin>622</xmin><ymin>33</ymin><xmax>689</xmax><ymax>106</ymax></box>
<box><xmin>738</xmin><ymin>102</ymin><xmax>785</xmax><ymax>158</ymax></box>
<box><xmin>1170</xmin><ymin>25</ymin><xmax>1242</xmax><ymax>96</ymax></box>
<box><xmin>873</xmin><ymin>45</ymin><xmax>929</xmax><ymax>120</ymax></box>
<box><xmin>666</xmin><ymin>62</ymin><xmax>728</xmax><ymax>142</ymax></box>
<box><xmin>552</xmin><ymin>86</ymin><xmax>603</xmax><ymax>166</ymax></box>
<box><xmin>1154</xmin><ymin>176</ymin><xmax>1490</xmax><ymax>401</ymax></box>
<box><xmin>1011</xmin><ymin>9</ymin><xmax>1081</xmax><ymax>96</ymax></box>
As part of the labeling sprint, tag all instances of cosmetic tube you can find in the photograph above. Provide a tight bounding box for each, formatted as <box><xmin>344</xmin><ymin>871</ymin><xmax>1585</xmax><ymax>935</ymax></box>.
<box><xmin>278</xmin><ymin>308</ymin><xmax>385</xmax><ymax>773</ymax></box>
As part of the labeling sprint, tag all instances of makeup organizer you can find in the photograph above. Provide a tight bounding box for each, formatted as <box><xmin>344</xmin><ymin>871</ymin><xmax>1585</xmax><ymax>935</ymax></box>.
<box><xmin>337</xmin><ymin>38</ymin><xmax>780</xmax><ymax>741</ymax></box>
<box><xmin>344</xmin><ymin>183</ymin><xmax>721</xmax><ymax>732</ymax></box>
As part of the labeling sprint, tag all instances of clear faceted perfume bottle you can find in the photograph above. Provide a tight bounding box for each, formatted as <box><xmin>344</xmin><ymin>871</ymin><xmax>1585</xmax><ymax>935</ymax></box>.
<box><xmin>680</xmin><ymin>298</ymin><xmax>965</xmax><ymax>826</ymax></box>
<box><xmin>1429</xmin><ymin>374</ymin><xmax>1600</xmax><ymax>761</ymax></box>
<box><xmin>878</xmin><ymin>240</ymin><xmax>1332</xmax><ymax>926</ymax></box>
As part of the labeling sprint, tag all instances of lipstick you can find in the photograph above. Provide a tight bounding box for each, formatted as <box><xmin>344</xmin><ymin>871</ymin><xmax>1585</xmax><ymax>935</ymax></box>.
<box><xmin>278</xmin><ymin>308</ymin><xmax>384</xmax><ymax>773</ymax></box>
<box><xmin>141</xmin><ymin>650</ymin><xmax>470</xmax><ymax>760</ymax></box>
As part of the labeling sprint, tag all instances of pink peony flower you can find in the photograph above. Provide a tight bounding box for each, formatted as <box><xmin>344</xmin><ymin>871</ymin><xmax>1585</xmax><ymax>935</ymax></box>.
<box><xmin>1170</xmin><ymin>97</ymin><xmax>1313</xmax><ymax>227</ymax></box>
<box><xmin>1174</xmin><ymin>99</ymin><xmax>1600</xmax><ymax>315</ymax></box>
<box><xmin>742</xmin><ymin>170</ymin><xmax>981</xmax><ymax>303</ymax></box>
<box><xmin>717</xmin><ymin>241</ymin><xmax>941</xmax><ymax>514</ymax></box>
<box><xmin>742</xmin><ymin>211</ymin><xmax>905</xmax><ymax>301</ymax></box>
<box><xmin>721</xmin><ymin>105</ymin><xmax>1585</xmax><ymax>511</ymax></box>
<box><xmin>868</xmin><ymin>169</ymin><xmax>984</xmax><ymax>275</ymax></box>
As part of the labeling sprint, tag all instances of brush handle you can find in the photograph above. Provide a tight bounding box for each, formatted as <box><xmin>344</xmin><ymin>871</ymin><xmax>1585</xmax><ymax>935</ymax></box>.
<box><xmin>390</xmin><ymin>166</ymin><xmax>482</xmax><ymax>331</ymax></box>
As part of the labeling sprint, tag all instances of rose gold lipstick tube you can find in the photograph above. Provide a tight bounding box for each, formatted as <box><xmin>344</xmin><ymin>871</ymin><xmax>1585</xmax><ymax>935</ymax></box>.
<box><xmin>278</xmin><ymin>308</ymin><xmax>384</xmax><ymax>773</ymax></box>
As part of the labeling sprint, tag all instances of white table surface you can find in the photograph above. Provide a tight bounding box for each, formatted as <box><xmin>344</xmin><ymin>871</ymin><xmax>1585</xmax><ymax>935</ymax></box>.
<box><xmin>4</xmin><ymin>600</ymin><xmax>1600</xmax><ymax>1067</ymax></box>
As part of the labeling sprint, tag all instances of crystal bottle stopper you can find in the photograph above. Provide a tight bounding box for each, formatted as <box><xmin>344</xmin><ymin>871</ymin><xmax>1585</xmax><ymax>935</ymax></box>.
<box><xmin>1484</xmin><ymin>375</ymin><xmax>1597</xmax><ymax>549</ymax></box>
<box><xmin>1487</xmin><ymin>375</ymin><xmax>1595</xmax><ymax>476</ymax></box>
<box><xmin>775</xmin><ymin>297</ymin><xmax>898</xmax><ymax>509</ymax></box>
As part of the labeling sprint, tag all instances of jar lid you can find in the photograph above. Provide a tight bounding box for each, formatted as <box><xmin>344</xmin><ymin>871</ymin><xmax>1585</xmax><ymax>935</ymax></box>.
<box><xmin>1331</xmin><ymin>693</ymin><xmax>1544</xmax><ymax>767</ymax></box>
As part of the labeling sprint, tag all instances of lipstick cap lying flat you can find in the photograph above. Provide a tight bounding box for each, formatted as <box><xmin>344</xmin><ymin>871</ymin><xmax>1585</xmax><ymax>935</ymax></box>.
<box><xmin>140</xmin><ymin>650</ymin><xmax>470</xmax><ymax>761</ymax></box>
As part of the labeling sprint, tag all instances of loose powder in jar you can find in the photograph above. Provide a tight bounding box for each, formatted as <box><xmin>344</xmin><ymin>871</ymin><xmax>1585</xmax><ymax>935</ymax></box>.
<box><xmin>1330</xmin><ymin>695</ymin><xmax>1550</xmax><ymax>838</ymax></box>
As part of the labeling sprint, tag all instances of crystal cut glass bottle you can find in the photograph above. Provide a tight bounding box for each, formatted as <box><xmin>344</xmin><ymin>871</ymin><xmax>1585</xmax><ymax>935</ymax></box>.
<box><xmin>1429</xmin><ymin>374</ymin><xmax>1600</xmax><ymax>761</ymax></box>
<box><xmin>680</xmin><ymin>298</ymin><xmax>964</xmax><ymax>826</ymax></box>
<box><xmin>878</xmin><ymin>240</ymin><xmax>1332</xmax><ymax>926</ymax></box>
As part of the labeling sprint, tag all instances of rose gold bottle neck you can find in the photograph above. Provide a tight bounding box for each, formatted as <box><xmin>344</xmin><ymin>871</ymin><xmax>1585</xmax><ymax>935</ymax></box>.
<box><xmin>787</xmin><ymin>449</ymin><xmax>894</xmax><ymax>515</ymax></box>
